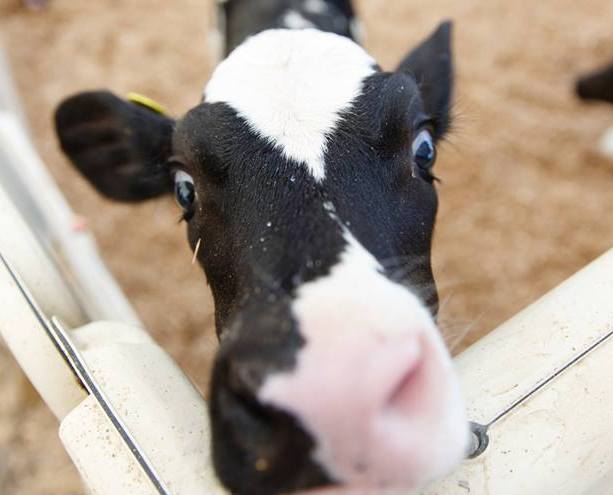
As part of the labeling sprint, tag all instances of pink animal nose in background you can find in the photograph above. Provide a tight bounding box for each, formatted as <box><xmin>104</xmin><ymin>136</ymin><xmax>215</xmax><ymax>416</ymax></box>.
<box><xmin>260</xmin><ymin>326</ymin><xmax>469</xmax><ymax>491</ymax></box>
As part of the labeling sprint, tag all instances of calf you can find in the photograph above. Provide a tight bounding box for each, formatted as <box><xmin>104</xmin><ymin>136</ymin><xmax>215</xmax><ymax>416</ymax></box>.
<box><xmin>577</xmin><ymin>62</ymin><xmax>613</xmax><ymax>104</ymax></box>
<box><xmin>54</xmin><ymin>1</ymin><xmax>468</xmax><ymax>494</ymax></box>
<box><xmin>576</xmin><ymin>61</ymin><xmax>613</xmax><ymax>159</ymax></box>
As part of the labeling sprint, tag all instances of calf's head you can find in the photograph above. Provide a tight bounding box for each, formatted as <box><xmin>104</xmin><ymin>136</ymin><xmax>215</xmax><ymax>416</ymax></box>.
<box><xmin>55</xmin><ymin>24</ymin><xmax>468</xmax><ymax>495</ymax></box>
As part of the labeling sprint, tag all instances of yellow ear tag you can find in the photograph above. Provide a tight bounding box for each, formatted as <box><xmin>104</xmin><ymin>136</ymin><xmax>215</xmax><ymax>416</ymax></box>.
<box><xmin>126</xmin><ymin>92</ymin><xmax>168</xmax><ymax>116</ymax></box>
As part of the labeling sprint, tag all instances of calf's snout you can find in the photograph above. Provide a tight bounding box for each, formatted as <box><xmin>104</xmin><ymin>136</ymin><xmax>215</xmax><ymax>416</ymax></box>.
<box><xmin>211</xmin><ymin>288</ymin><xmax>468</xmax><ymax>493</ymax></box>
<box><xmin>259</xmin><ymin>307</ymin><xmax>469</xmax><ymax>491</ymax></box>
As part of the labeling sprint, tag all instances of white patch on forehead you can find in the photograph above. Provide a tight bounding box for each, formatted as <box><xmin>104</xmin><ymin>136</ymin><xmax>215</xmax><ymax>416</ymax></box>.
<box><xmin>205</xmin><ymin>29</ymin><xmax>376</xmax><ymax>180</ymax></box>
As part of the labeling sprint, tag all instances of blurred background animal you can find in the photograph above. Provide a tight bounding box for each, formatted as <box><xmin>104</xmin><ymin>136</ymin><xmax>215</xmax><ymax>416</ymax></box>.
<box><xmin>577</xmin><ymin>61</ymin><xmax>613</xmax><ymax>159</ymax></box>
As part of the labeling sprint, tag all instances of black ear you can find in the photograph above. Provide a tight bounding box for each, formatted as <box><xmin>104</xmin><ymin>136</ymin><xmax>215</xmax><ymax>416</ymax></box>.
<box><xmin>396</xmin><ymin>21</ymin><xmax>454</xmax><ymax>139</ymax></box>
<box><xmin>54</xmin><ymin>90</ymin><xmax>175</xmax><ymax>202</ymax></box>
<box><xmin>576</xmin><ymin>62</ymin><xmax>613</xmax><ymax>104</ymax></box>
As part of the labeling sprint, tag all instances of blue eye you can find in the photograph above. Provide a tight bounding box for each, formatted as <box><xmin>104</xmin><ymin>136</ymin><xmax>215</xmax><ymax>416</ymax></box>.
<box><xmin>412</xmin><ymin>129</ymin><xmax>436</xmax><ymax>173</ymax></box>
<box><xmin>174</xmin><ymin>170</ymin><xmax>196</xmax><ymax>220</ymax></box>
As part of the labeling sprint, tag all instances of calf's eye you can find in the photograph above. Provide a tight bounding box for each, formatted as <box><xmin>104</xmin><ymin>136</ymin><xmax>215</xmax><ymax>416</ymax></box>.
<box><xmin>412</xmin><ymin>129</ymin><xmax>437</xmax><ymax>176</ymax></box>
<box><xmin>174</xmin><ymin>170</ymin><xmax>196</xmax><ymax>220</ymax></box>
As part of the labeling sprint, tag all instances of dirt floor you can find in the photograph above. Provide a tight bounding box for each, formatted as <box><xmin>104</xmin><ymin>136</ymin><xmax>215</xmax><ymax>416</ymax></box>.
<box><xmin>0</xmin><ymin>0</ymin><xmax>612</xmax><ymax>493</ymax></box>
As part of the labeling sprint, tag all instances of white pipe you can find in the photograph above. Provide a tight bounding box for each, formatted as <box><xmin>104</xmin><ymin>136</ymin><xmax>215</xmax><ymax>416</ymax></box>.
<box><xmin>0</xmin><ymin>181</ymin><xmax>86</xmax><ymax>326</ymax></box>
<box><xmin>59</xmin><ymin>322</ymin><xmax>227</xmax><ymax>495</ymax></box>
<box><xmin>0</xmin><ymin>112</ymin><xmax>141</xmax><ymax>325</ymax></box>
<box><xmin>0</xmin><ymin>47</ymin><xmax>139</xmax><ymax>325</ymax></box>
<box><xmin>0</xmin><ymin>264</ymin><xmax>86</xmax><ymax>420</ymax></box>
<box><xmin>0</xmin><ymin>146</ymin><xmax>89</xmax><ymax>418</ymax></box>
<box><xmin>0</xmin><ymin>45</ymin><xmax>28</xmax><ymax>130</ymax></box>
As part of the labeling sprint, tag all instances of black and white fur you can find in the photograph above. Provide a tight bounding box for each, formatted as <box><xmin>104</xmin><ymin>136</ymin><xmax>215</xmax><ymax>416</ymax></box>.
<box><xmin>54</xmin><ymin>2</ymin><xmax>468</xmax><ymax>494</ymax></box>
<box><xmin>577</xmin><ymin>61</ymin><xmax>613</xmax><ymax>159</ymax></box>
<box><xmin>214</xmin><ymin>0</ymin><xmax>360</xmax><ymax>57</ymax></box>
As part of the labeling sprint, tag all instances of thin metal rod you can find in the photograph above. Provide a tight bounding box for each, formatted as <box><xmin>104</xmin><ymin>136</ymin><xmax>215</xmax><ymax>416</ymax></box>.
<box><xmin>0</xmin><ymin>251</ymin><xmax>76</xmax><ymax>373</ymax></box>
<box><xmin>50</xmin><ymin>317</ymin><xmax>172</xmax><ymax>495</ymax></box>
<box><xmin>486</xmin><ymin>328</ymin><xmax>613</xmax><ymax>427</ymax></box>
<box><xmin>466</xmin><ymin>327</ymin><xmax>613</xmax><ymax>458</ymax></box>
<box><xmin>0</xmin><ymin>251</ymin><xmax>170</xmax><ymax>495</ymax></box>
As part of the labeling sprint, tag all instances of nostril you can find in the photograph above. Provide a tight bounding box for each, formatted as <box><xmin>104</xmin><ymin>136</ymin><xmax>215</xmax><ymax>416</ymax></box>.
<box><xmin>386</xmin><ymin>354</ymin><xmax>424</xmax><ymax>410</ymax></box>
<box><xmin>384</xmin><ymin>344</ymin><xmax>426</xmax><ymax>413</ymax></box>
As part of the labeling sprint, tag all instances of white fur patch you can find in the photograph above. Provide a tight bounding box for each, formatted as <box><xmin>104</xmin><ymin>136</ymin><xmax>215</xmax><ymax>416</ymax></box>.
<box><xmin>282</xmin><ymin>10</ymin><xmax>316</xmax><ymax>29</ymax></box>
<box><xmin>349</xmin><ymin>19</ymin><xmax>365</xmax><ymax>44</ymax></box>
<box><xmin>204</xmin><ymin>29</ymin><xmax>376</xmax><ymax>180</ymax></box>
<box><xmin>258</xmin><ymin>231</ymin><xmax>468</xmax><ymax>489</ymax></box>
<box><xmin>304</xmin><ymin>0</ymin><xmax>328</xmax><ymax>15</ymax></box>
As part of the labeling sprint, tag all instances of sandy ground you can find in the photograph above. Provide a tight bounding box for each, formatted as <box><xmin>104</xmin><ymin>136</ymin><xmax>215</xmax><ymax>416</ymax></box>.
<box><xmin>0</xmin><ymin>0</ymin><xmax>612</xmax><ymax>493</ymax></box>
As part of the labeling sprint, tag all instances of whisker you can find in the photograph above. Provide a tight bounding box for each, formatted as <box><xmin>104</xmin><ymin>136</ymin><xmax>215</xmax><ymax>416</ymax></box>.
<box><xmin>378</xmin><ymin>253</ymin><xmax>430</xmax><ymax>270</ymax></box>
<box><xmin>192</xmin><ymin>238</ymin><xmax>202</xmax><ymax>265</ymax></box>
<box><xmin>439</xmin><ymin>311</ymin><xmax>487</xmax><ymax>352</ymax></box>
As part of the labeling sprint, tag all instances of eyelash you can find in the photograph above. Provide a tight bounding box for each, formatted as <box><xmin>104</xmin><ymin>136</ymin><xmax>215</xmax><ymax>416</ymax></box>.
<box><xmin>178</xmin><ymin>211</ymin><xmax>192</xmax><ymax>223</ymax></box>
<box><xmin>426</xmin><ymin>171</ymin><xmax>441</xmax><ymax>184</ymax></box>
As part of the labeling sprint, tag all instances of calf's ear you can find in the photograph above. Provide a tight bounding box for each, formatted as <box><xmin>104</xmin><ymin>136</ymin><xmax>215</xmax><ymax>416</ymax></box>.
<box><xmin>396</xmin><ymin>21</ymin><xmax>454</xmax><ymax>139</ymax></box>
<box><xmin>54</xmin><ymin>90</ymin><xmax>175</xmax><ymax>202</ymax></box>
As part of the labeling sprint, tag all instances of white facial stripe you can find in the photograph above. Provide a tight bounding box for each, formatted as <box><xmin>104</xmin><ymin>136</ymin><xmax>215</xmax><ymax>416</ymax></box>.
<box><xmin>205</xmin><ymin>29</ymin><xmax>376</xmax><ymax>181</ymax></box>
<box><xmin>258</xmin><ymin>231</ymin><xmax>468</xmax><ymax>487</ymax></box>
